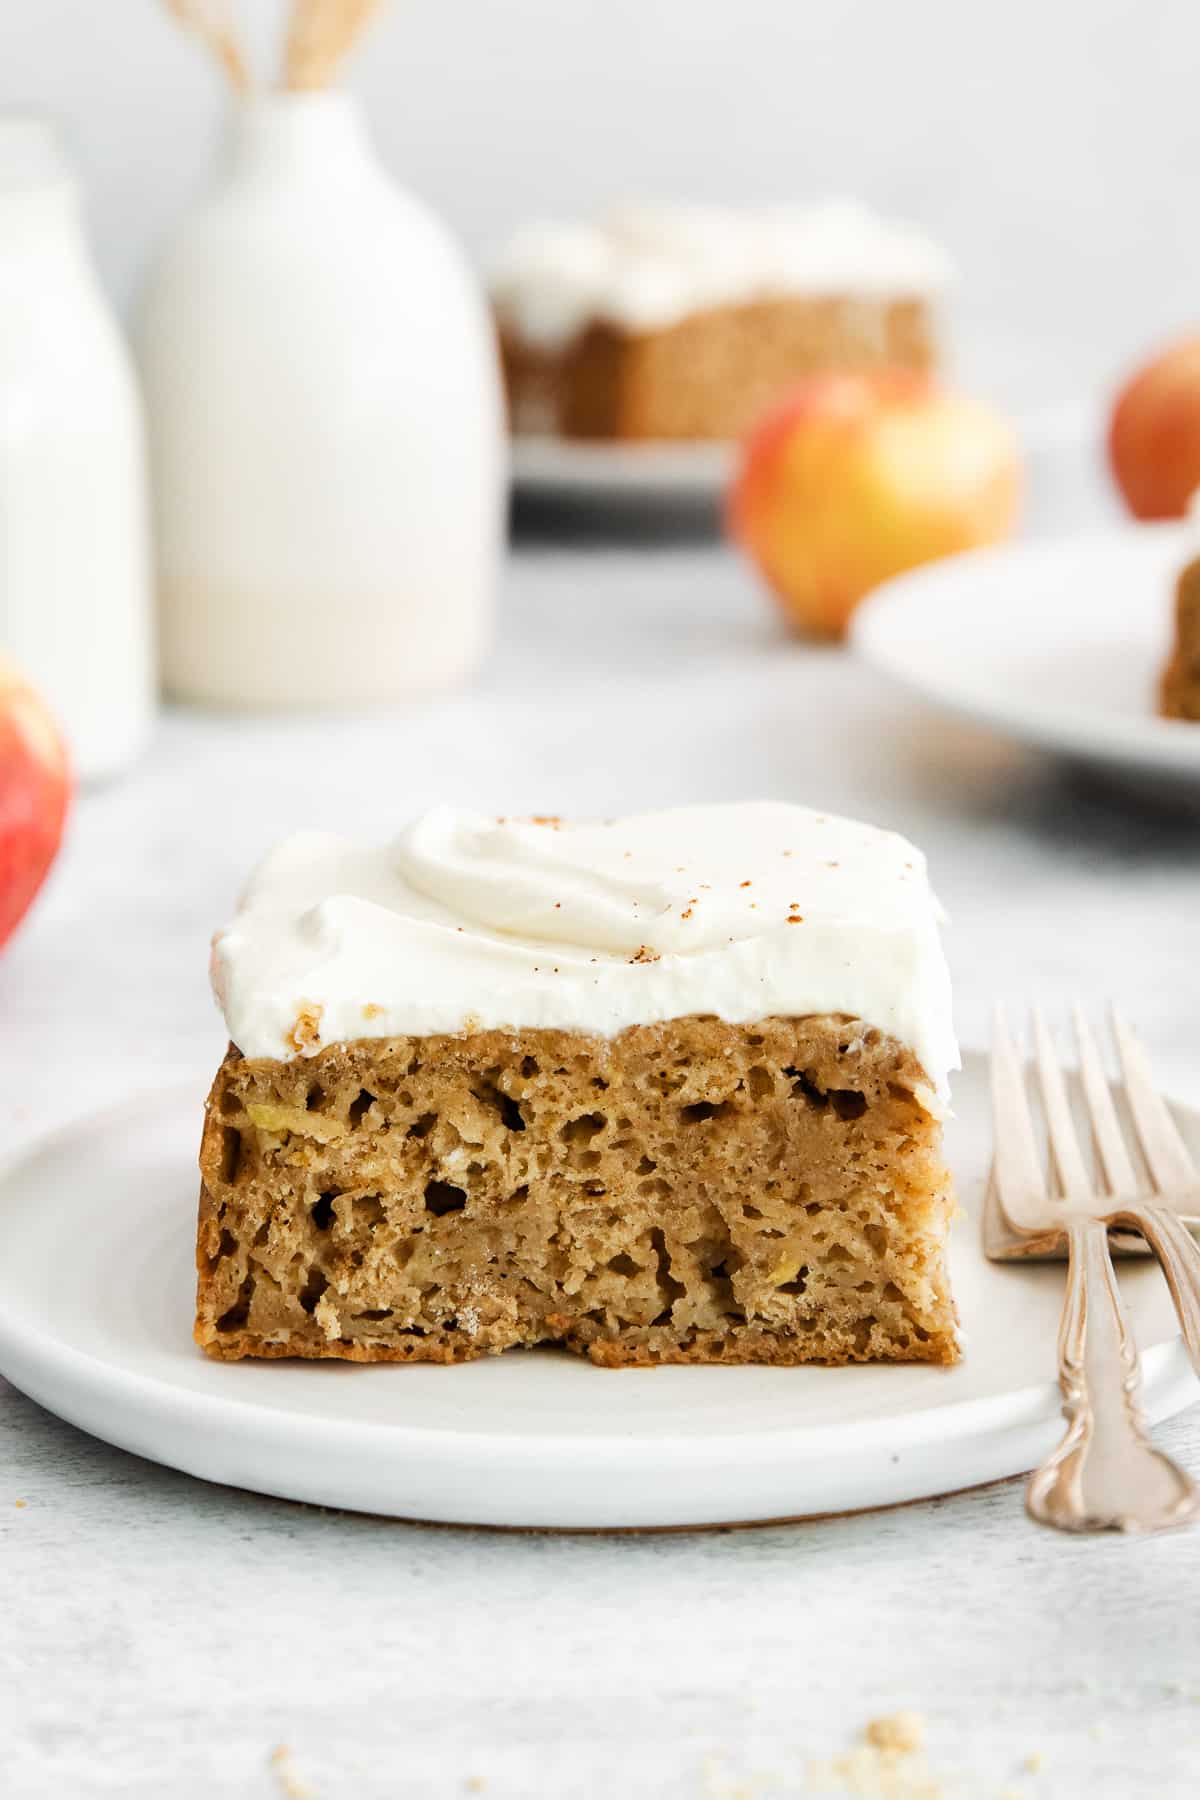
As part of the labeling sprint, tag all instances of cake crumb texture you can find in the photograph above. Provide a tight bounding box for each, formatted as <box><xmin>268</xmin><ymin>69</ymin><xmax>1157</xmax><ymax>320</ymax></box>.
<box><xmin>196</xmin><ymin>1015</ymin><xmax>957</xmax><ymax>1367</ymax></box>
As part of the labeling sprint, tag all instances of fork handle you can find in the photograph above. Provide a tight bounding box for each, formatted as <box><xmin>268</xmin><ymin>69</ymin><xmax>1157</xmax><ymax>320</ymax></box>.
<box><xmin>1115</xmin><ymin>1205</ymin><xmax>1200</xmax><ymax>1378</ymax></box>
<box><xmin>1027</xmin><ymin>1218</ymin><xmax>1197</xmax><ymax>1532</ymax></box>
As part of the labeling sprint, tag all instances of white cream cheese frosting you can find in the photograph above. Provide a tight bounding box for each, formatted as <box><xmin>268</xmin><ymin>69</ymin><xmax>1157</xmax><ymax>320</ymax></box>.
<box><xmin>211</xmin><ymin>802</ymin><xmax>958</xmax><ymax>1102</ymax></box>
<box><xmin>490</xmin><ymin>201</ymin><xmax>955</xmax><ymax>350</ymax></box>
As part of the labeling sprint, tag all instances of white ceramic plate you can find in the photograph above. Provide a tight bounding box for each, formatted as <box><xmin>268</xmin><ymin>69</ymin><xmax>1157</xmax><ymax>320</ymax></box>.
<box><xmin>854</xmin><ymin>523</ymin><xmax>1200</xmax><ymax>791</ymax></box>
<box><xmin>0</xmin><ymin>1050</ymin><xmax>1195</xmax><ymax>1529</ymax></box>
<box><xmin>511</xmin><ymin>435</ymin><xmax>734</xmax><ymax>505</ymax></box>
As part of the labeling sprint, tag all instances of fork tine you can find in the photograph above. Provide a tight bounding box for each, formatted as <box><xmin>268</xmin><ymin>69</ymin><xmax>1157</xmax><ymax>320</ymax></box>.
<box><xmin>1111</xmin><ymin>1009</ymin><xmax>1199</xmax><ymax>1192</ymax></box>
<box><xmin>1032</xmin><ymin>1005</ymin><xmax>1091</xmax><ymax>1200</ymax></box>
<box><xmin>1073</xmin><ymin>1003</ymin><xmax>1138</xmax><ymax>1195</ymax></box>
<box><xmin>992</xmin><ymin>1004</ymin><xmax>1048</xmax><ymax>1233</ymax></box>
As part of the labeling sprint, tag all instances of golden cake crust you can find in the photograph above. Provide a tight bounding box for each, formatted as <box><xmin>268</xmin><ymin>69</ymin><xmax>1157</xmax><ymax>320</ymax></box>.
<box><xmin>195</xmin><ymin>1014</ymin><xmax>957</xmax><ymax>1368</ymax></box>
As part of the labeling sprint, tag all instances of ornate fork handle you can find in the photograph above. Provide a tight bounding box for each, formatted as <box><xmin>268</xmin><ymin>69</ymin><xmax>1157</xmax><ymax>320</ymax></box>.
<box><xmin>1115</xmin><ymin>1205</ymin><xmax>1200</xmax><ymax>1377</ymax></box>
<box><xmin>1027</xmin><ymin>1217</ymin><xmax>1198</xmax><ymax>1533</ymax></box>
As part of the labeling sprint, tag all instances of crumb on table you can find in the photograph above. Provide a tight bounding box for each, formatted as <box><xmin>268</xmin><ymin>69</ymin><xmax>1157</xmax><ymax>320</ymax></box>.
<box><xmin>865</xmin><ymin>1711</ymin><xmax>926</xmax><ymax>1754</ymax></box>
<box><xmin>808</xmin><ymin>1712</ymin><xmax>941</xmax><ymax>1799</ymax></box>
<box><xmin>268</xmin><ymin>1745</ymin><xmax>315</xmax><ymax>1800</ymax></box>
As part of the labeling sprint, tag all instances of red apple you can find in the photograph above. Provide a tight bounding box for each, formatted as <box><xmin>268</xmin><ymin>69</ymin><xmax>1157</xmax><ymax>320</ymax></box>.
<box><xmin>1109</xmin><ymin>338</ymin><xmax>1200</xmax><ymax>520</ymax></box>
<box><xmin>728</xmin><ymin>370</ymin><xmax>1022</xmax><ymax>639</ymax></box>
<box><xmin>0</xmin><ymin>655</ymin><xmax>70</xmax><ymax>951</ymax></box>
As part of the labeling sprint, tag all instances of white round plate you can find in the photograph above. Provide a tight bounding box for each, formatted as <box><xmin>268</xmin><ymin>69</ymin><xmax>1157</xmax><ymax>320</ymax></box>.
<box><xmin>854</xmin><ymin>523</ymin><xmax>1200</xmax><ymax>790</ymax></box>
<box><xmin>511</xmin><ymin>435</ymin><xmax>734</xmax><ymax>505</ymax></box>
<box><xmin>0</xmin><ymin>1050</ymin><xmax>1195</xmax><ymax>1529</ymax></box>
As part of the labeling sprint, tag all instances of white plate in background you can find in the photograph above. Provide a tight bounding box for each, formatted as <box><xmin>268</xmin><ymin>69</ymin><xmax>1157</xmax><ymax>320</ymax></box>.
<box><xmin>854</xmin><ymin>524</ymin><xmax>1200</xmax><ymax>791</ymax></box>
<box><xmin>0</xmin><ymin>1050</ymin><xmax>1194</xmax><ymax>1528</ymax></box>
<box><xmin>509</xmin><ymin>406</ymin><xmax>1098</xmax><ymax>515</ymax></box>
<box><xmin>511</xmin><ymin>434</ymin><xmax>734</xmax><ymax>505</ymax></box>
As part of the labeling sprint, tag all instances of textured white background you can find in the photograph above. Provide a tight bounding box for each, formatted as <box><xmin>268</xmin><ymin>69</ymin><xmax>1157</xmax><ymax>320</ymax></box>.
<box><xmin>4</xmin><ymin>0</ymin><xmax>1200</xmax><ymax>405</ymax></box>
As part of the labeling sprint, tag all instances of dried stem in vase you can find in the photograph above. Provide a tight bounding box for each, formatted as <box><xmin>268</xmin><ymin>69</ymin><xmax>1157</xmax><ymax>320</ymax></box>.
<box><xmin>164</xmin><ymin>0</ymin><xmax>251</xmax><ymax>92</ymax></box>
<box><xmin>283</xmin><ymin>0</ymin><xmax>385</xmax><ymax>91</ymax></box>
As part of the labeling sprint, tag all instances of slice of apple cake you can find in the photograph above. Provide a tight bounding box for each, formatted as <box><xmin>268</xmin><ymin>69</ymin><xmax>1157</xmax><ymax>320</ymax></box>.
<box><xmin>491</xmin><ymin>202</ymin><xmax>952</xmax><ymax>442</ymax></box>
<box><xmin>196</xmin><ymin>803</ymin><xmax>960</xmax><ymax>1366</ymax></box>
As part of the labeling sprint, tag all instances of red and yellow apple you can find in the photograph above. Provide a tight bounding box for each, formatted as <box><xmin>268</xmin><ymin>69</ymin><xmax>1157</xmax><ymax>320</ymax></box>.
<box><xmin>1109</xmin><ymin>337</ymin><xmax>1200</xmax><ymax>520</ymax></box>
<box><xmin>728</xmin><ymin>370</ymin><xmax>1022</xmax><ymax>639</ymax></box>
<box><xmin>0</xmin><ymin>655</ymin><xmax>70</xmax><ymax>952</ymax></box>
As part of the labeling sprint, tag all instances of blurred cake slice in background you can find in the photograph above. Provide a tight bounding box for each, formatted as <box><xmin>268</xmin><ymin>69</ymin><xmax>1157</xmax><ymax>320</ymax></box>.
<box><xmin>490</xmin><ymin>200</ymin><xmax>954</xmax><ymax>442</ymax></box>
<box><xmin>1162</xmin><ymin>498</ymin><xmax>1200</xmax><ymax>720</ymax></box>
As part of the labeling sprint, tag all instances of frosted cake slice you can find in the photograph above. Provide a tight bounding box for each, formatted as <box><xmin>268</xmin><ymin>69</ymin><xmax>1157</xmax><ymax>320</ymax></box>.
<box><xmin>196</xmin><ymin>803</ymin><xmax>960</xmax><ymax>1366</ymax></box>
<box><xmin>491</xmin><ymin>202</ymin><xmax>953</xmax><ymax>442</ymax></box>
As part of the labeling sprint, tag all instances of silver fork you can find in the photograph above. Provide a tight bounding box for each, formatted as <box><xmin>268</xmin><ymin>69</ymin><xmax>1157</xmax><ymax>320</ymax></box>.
<box><xmin>991</xmin><ymin>1004</ymin><xmax>1200</xmax><ymax>1533</ymax></box>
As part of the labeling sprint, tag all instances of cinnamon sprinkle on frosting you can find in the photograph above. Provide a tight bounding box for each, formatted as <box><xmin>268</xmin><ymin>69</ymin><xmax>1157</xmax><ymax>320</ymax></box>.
<box><xmin>285</xmin><ymin>1004</ymin><xmax>324</xmax><ymax>1055</ymax></box>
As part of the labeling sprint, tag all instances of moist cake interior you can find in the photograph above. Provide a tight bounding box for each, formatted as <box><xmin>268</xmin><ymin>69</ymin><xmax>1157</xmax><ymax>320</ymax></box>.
<box><xmin>196</xmin><ymin>1014</ymin><xmax>958</xmax><ymax>1368</ymax></box>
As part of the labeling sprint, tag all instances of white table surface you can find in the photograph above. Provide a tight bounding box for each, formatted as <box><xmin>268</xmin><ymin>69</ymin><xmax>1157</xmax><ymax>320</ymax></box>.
<box><xmin>4</xmin><ymin>473</ymin><xmax>1200</xmax><ymax>1798</ymax></box>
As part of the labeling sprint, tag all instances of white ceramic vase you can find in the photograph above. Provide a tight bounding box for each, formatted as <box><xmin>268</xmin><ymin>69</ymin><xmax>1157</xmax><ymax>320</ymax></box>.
<box><xmin>138</xmin><ymin>93</ymin><xmax>505</xmax><ymax>708</ymax></box>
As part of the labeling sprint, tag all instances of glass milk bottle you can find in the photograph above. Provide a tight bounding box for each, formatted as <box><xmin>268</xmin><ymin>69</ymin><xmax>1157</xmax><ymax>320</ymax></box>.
<box><xmin>138</xmin><ymin>92</ymin><xmax>505</xmax><ymax>708</ymax></box>
<box><xmin>0</xmin><ymin>117</ymin><xmax>154</xmax><ymax>781</ymax></box>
